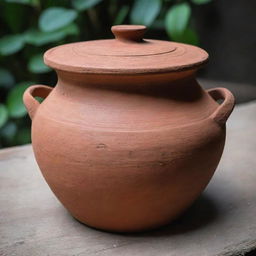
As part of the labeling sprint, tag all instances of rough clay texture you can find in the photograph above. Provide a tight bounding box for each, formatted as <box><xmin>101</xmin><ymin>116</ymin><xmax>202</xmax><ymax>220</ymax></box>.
<box><xmin>23</xmin><ymin>72</ymin><xmax>234</xmax><ymax>232</ymax></box>
<box><xmin>44</xmin><ymin>25</ymin><xmax>208</xmax><ymax>74</ymax></box>
<box><xmin>0</xmin><ymin>101</ymin><xmax>255</xmax><ymax>255</ymax></box>
<box><xmin>23</xmin><ymin>25</ymin><xmax>235</xmax><ymax>232</ymax></box>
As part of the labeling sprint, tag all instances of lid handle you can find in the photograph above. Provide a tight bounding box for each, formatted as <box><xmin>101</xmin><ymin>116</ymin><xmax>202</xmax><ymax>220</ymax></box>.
<box><xmin>111</xmin><ymin>25</ymin><xmax>146</xmax><ymax>42</ymax></box>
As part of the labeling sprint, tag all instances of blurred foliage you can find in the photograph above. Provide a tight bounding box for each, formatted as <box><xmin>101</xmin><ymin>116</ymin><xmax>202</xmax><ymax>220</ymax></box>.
<box><xmin>0</xmin><ymin>0</ymin><xmax>212</xmax><ymax>148</ymax></box>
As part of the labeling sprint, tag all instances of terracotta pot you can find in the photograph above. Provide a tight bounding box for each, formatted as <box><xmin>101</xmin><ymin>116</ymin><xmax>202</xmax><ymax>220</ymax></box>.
<box><xmin>23</xmin><ymin>25</ymin><xmax>235</xmax><ymax>232</ymax></box>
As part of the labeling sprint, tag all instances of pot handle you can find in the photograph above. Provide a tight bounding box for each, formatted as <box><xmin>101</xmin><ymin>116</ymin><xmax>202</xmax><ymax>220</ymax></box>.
<box><xmin>23</xmin><ymin>85</ymin><xmax>53</xmax><ymax>120</ymax></box>
<box><xmin>207</xmin><ymin>87</ymin><xmax>235</xmax><ymax>126</ymax></box>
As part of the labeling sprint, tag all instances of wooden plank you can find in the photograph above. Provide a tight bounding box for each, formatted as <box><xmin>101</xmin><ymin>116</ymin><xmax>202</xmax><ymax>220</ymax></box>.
<box><xmin>0</xmin><ymin>101</ymin><xmax>256</xmax><ymax>256</ymax></box>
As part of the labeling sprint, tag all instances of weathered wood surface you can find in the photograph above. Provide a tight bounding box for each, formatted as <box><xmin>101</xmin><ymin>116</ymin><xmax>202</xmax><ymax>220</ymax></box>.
<box><xmin>0</xmin><ymin>101</ymin><xmax>256</xmax><ymax>256</ymax></box>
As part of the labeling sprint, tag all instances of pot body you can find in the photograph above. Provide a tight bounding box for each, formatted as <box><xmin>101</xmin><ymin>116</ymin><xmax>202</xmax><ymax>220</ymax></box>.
<box><xmin>25</xmin><ymin>71</ymin><xmax>234</xmax><ymax>232</ymax></box>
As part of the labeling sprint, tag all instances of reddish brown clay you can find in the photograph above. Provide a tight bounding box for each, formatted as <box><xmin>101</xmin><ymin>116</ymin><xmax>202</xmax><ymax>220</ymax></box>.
<box><xmin>23</xmin><ymin>25</ymin><xmax>235</xmax><ymax>232</ymax></box>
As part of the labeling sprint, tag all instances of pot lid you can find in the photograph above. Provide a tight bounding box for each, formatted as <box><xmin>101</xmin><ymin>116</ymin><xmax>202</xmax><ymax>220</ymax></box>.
<box><xmin>44</xmin><ymin>25</ymin><xmax>208</xmax><ymax>75</ymax></box>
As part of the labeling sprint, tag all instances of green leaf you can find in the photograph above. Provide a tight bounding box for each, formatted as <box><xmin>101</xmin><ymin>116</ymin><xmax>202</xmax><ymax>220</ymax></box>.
<box><xmin>114</xmin><ymin>5</ymin><xmax>129</xmax><ymax>25</ymax></box>
<box><xmin>6</xmin><ymin>0</ymin><xmax>41</xmax><ymax>7</ymax></box>
<box><xmin>25</xmin><ymin>29</ymin><xmax>64</xmax><ymax>46</ymax></box>
<box><xmin>39</xmin><ymin>7</ymin><xmax>78</xmax><ymax>32</ymax></box>
<box><xmin>172</xmin><ymin>27</ymin><xmax>199</xmax><ymax>45</ymax></box>
<box><xmin>7</xmin><ymin>81</ymin><xmax>35</xmax><ymax>118</ymax></box>
<box><xmin>165</xmin><ymin>3</ymin><xmax>191</xmax><ymax>40</ymax></box>
<box><xmin>0</xmin><ymin>69</ymin><xmax>15</xmax><ymax>89</ymax></box>
<box><xmin>0</xmin><ymin>104</ymin><xmax>8</xmax><ymax>129</ymax></box>
<box><xmin>25</xmin><ymin>24</ymin><xmax>79</xmax><ymax>46</ymax></box>
<box><xmin>61</xmin><ymin>23</ymin><xmax>79</xmax><ymax>36</ymax></box>
<box><xmin>0</xmin><ymin>34</ymin><xmax>25</xmax><ymax>56</ymax></box>
<box><xmin>28</xmin><ymin>54</ymin><xmax>51</xmax><ymax>74</ymax></box>
<box><xmin>5</xmin><ymin>0</ymin><xmax>31</xmax><ymax>4</ymax></box>
<box><xmin>29</xmin><ymin>0</ymin><xmax>40</xmax><ymax>7</ymax></box>
<box><xmin>72</xmin><ymin>0</ymin><xmax>103</xmax><ymax>11</ymax></box>
<box><xmin>130</xmin><ymin>0</ymin><xmax>161</xmax><ymax>26</ymax></box>
<box><xmin>191</xmin><ymin>0</ymin><xmax>212</xmax><ymax>4</ymax></box>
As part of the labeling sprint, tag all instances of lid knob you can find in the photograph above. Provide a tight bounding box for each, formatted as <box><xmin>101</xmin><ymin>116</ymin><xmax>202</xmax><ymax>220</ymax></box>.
<box><xmin>111</xmin><ymin>25</ymin><xmax>146</xmax><ymax>42</ymax></box>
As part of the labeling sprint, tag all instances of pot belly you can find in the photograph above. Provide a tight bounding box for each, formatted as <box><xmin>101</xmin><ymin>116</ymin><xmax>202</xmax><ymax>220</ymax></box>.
<box><xmin>32</xmin><ymin>113</ymin><xmax>225</xmax><ymax>232</ymax></box>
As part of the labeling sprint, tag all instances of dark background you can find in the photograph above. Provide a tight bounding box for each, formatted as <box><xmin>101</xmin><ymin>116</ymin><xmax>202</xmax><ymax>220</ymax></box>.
<box><xmin>197</xmin><ymin>1</ymin><xmax>256</xmax><ymax>85</ymax></box>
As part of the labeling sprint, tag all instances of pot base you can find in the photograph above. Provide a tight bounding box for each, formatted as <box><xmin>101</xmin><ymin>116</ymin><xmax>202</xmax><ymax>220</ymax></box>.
<box><xmin>67</xmin><ymin>191</ymin><xmax>204</xmax><ymax>233</ymax></box>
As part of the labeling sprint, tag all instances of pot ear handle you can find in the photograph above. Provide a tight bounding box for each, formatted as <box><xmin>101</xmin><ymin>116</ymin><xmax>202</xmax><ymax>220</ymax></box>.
<box><xmin>207</xmin><ymin>87</ymin><xmax>235</xmax><ymax>126</ymax></box>
<box><xmin>23</xmin><ymin>85</ymin><xmax>53</xmax><ymax>120</ymax></box>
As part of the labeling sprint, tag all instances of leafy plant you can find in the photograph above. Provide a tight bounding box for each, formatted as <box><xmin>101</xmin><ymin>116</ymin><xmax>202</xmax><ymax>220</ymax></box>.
<box><xmin>0</xmin><ymin>0</ymin><xmax>212</xmax><ymax>148</ymax></box>
<box><xmin>130</xmin><ymin>0</ymin><xmax>162</xmax><ymax>26</ymax></box>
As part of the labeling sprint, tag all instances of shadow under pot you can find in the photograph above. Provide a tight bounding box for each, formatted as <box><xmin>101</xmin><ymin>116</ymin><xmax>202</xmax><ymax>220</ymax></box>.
<box><xmin>23</xmin><ymin>25</ymin><xmax>235</xmax><ymax>232</ymax></box>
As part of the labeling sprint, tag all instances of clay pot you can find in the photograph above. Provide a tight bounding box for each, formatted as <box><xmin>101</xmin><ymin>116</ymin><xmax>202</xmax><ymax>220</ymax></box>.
<box><xmin>23</xmin><ymin>25</ymin><xmax>235</xmax><ymax>232</ymax></box>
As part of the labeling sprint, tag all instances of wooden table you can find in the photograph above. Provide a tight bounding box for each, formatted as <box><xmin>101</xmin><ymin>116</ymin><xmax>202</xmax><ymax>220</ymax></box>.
<box><xmin>1</xmin><ymin>101</ymin><xmax>256</xmax><ymax>256</ymax></box>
